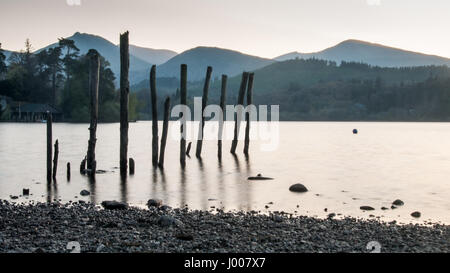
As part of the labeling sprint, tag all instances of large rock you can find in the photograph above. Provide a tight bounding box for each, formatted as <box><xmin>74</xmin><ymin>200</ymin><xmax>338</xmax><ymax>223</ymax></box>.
<box><xmin>80</xmin><ymin>190</ymin><xmax>90</xmax><ymax>196</ymax></box>
<box><xmin>147</xmin><ymin>199</ymin><xmax>163</xmax><ymax>208</ymax></box>
<box><xmin>360</xmin><ymin>206</ymin><xmax>375</xmax><ymax>211</ymax></box>
<box><xmin>101</xmin><ymin>201</ymin><xmax>128</xmax><ymax>210</ymax></box>
<box><xmin>411</xmin><ymin>211</ymin><xmax>421</xmax><ymax>218</ymax></box>
<box><xmin>289</xmin><ymin>184</ymin><xmax>308</xmax><ymax>193</ymax></box>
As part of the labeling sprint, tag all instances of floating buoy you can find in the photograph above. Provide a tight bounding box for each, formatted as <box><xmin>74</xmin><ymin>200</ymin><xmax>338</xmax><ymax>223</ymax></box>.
<box><xmin>353</xmin><ymin>129</ymin><xmax>358</xmax><ymax>134</ymax></box>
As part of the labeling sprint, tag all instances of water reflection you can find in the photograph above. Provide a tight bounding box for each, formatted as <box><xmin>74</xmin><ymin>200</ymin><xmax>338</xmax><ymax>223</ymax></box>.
<box><xmin>46</xmin><ymin>182</ymin><xmax>58</xmax><ymax>203</ymax></box>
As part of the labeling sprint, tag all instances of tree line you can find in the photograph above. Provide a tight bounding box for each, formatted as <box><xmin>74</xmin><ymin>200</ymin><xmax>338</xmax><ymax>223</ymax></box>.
<box><xmin>0</xmin><ymin>39</ymin><xmax>139</xmax><ymax>122</ymax></box>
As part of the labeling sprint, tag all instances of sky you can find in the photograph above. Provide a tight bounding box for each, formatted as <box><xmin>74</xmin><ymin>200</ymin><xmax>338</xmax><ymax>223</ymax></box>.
<box><xmin>1</xmin><ymin>0</ymin><xmax>449</xmax><ymax>58</ymax></box>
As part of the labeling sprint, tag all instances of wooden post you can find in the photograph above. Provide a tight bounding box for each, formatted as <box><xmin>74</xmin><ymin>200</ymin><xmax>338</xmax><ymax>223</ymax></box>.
<box><xmin>196</xmin><ymin>66</ymin><xmax>212</xmax><ymax>158</ymax></box>
<box><xmin>180</xmin><ymin>64</ymin><xmax>187</xmax><ymax>167</ymax></box>
<box><xmin>129</xmin><ymin>158</ymin><xmax>135</xmax><ymax>175</ymax></box>
<box><xmin>80</xmin><ymin>157</ymin><xmax>86</xmax><ymax>174</ymax></box>
<box><xmin>67</xmin><ymin>162</ymin><xmax>71</xmax><ymax>181</ymax></box>
<box><xmin>150</xmin><ymin>65</ymin><xmax>158</xmax><ymax>167</ymax></box>
<box><xmin>46</xmin><ymin>112</ymin><xmax>52</xmax><ymax>183</ymax></box>
<box><xmin>186</xmin><ymin>142</ymin><xmax>192</xmax><ymax>157</ymax></box>
<box><xmin>52</xmin><ymin>139</ymin><xmax>59</xmax><ymax>180</ymax></box>
<box><xmin>218</xmin><ymin>74</ymin><xmax>227</xmax><ymax>159</ymax></box>
<box><xmin>120</xmin><ymin>31</ymin><xmax>129</xmax><ymax>177</ymax></box>
<box><xmin>158</xmin><ymin>97</ymin><xmax>171</xmax><ymax>168</ymax></box>
<box><xmin>230</xmin><ymin>72</ymin><xmax>249</xmax><ymax>154</ymax></box>
<box><xmin>87</xmin><ymin>49</ymin><xmax>100</xmax><ymax>175</ymax></box>
<box><xmin>244</xmin><ymin>73</ymin><xmax>254</xmax><ymax>155</ymax></box>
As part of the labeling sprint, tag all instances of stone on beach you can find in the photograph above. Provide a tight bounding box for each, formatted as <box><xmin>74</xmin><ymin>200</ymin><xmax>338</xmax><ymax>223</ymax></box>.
<box><xmin>101</xmin><ymin>200</ymin><xmax>128</xmax><ymax>210</ymax></box>
<box><xmin>289</xmin><ymin>183</ymin><xmax>308</xmax><ymax>193</ymax></box>
<box><xmin>147</xmin><ymin>199</ymin><xmax>163</xmax><ymax>208</ymax></box>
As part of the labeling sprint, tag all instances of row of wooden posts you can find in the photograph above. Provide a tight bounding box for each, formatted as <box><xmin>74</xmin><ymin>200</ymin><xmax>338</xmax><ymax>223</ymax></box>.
<box><xmin>46</xmin><ymin>31</ymin><xmax>254</xmax><ymax>182</ymax></box>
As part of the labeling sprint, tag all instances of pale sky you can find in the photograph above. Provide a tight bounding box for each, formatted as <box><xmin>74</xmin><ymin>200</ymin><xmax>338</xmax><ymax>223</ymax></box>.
<box><xmin>1</xmin><ymin>0</ymin><xmax>449</xmax><ymax>58</ymax></box>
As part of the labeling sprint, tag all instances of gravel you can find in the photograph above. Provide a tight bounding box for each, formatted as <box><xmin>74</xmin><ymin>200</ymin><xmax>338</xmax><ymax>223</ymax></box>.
<box><xmin>0</xmin><ymin>199</ymin><xmax>448</xmax><ymax>253</ymax></box>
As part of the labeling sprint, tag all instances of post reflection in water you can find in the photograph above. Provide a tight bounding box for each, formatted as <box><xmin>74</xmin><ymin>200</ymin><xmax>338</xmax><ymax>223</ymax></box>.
<box><xmin>88</xmin><ymin>175</ymin><xmax>96</xmax><ymax>204</ymax></box>
<box><xmin>217</xmin><ymin>159</ymin><xmax>226</xmax><ymax>210</ymax></box>
<box><xmin>180</xmin><ymin>168</ymin><xmax>187</xmax><ymax>208</ymax></box>
<box><xmin>120</xmin><ymin>175</ymin><xmax>127</xmax><ymax>204</ymax></box>
<box><xmin>46</xmin><ymin>181</ymin><xmax>58</xmax><ymax>203</ymax></box>
<box><xmin>197</xmin><ymin>158</ymin><xmax>208</xmax><ymax>211</ymax></box>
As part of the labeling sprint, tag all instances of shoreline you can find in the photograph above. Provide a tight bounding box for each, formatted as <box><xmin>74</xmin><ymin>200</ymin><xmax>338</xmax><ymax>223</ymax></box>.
<box><xmin>0</xmin><ymin>200</ymin><xmax>449</xmax><ymax>253</ymax></box>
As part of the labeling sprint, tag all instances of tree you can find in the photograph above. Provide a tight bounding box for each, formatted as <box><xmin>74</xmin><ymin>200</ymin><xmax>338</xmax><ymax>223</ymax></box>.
<box><xmin>0</xmin><ymin>43</ymin><xmax>6</xmax><ymax>80</ymax></box>
<box><xmin>37</xmin><ymin>47</ymin><xmax>63</xmax><ymax>106</ymax></box>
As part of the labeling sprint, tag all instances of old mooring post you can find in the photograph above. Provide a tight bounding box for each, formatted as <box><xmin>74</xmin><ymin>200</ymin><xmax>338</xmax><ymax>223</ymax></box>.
<box><xmin>186</xmin><ymin>142</ymin><xmax>192</xmax><ymax>157</ymax></box>
<box><xmin>218</xmin><ymin>74</ymin><xmax>227</xmax><ymax>159</ymax></box>
<box><xmin>52</xmin><ymin>139</ymin><xmax>59</xmax><ymax>180</ymax></box>
<box><xmin>244</xmin><ymin>73</ymin><xmax>254</xmax><ymax>155</ymax></box>
<box><xmin>120</xmin><ymin>31</ymin><xmax>129</xmax><ymax>177</ymax></box>
<box><xmin>158</xmin><ymin>97</ymin><xmax>171</xmax><ymax>168</ymax></box>
<box><xmin>180</xmin><ymin>64</ymin><xmax>187</xmax><ymax>167</ymax></box>
<box><xmin>230</xmin><ymin>72</ymin><xmax>249</xmax><ymax>154</ymax></box>
<box><xmin>196</xmin><ymin>66</ymin><xmax>212</xmax><ymax>158</ymax></box>
<box><xmin>46</xmin><ymin>112</ymin><xmax>52</xmax><ymax>183</ymax></box>
<box><xmin>150</xmin><ymin>65</ymin><xmax>158</xmax><ymax>167</ymax></box>
<box><xmin>87</xmin><ymin>50</ymin><xmax>100</xmax><ymax>176</ymax></box>
<box><xmin>67</xmin><ymin>162</ymin><xmax>71</xmax><ymax>181</ymax></box>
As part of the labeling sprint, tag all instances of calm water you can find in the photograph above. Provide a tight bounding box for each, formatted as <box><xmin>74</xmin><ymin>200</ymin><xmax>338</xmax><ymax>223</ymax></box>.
<box><xmin>1</xmin><ymin>121</ymin><xmax>450</xmax><ymax>224</ymax></box>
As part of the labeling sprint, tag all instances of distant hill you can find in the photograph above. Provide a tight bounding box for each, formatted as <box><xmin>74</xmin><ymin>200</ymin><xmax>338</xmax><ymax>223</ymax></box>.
<box><xmin>37</xmin><ymin>32</ymin><xmax>174</xmax><ymax>85</ymax></box>
<box><xmin>275</xmin><ymin>39</ymin><xmax>450</xmax><ymax>67</ymax></box>
<box><xmin>129</xmin><ymin>45</ymin><xmax>177</xmax><ymax>65</ymax></box>
<box><xmin>155</xmin><ymin>46</ymin><xmax>275</xmax><ymax>81</ymax></box>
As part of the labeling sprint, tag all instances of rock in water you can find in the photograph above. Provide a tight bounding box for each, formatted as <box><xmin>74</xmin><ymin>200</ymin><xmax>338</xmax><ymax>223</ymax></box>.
<box><xmin>248</xmin><ymin>174</ymin><xmax>274</xmax><ymax>180</ymax></box>
<box><xmin>411</xmin><ymin>211</ymin><xmax>421</xmax><ymax>218</ymax></box>
<box><xmin>289</xmin><ymin>184</ymin><xmax>308</xmax><ymax>193</ymax></box>
<box><xmin>360</xmin><ymin>206</ymin><xmax>375</xmax><ymax>211</ymax></box>
<box><xmin>392</xmin><ymin>199</ymin><xmax>404</xmax><ymax>206</ymax></box>
<box><xmin>147</xmin><ymin>199</ymin><xmax>163</xmax><ymax>208</ymax></box>
<box><xmin>353</xmin><ymin>129</ymin><xmax>358</xmax><ymax>134</ymax></box>
<box><xmin>22</xmin><ymin>189</ymin><xmax>30</xmax><ymax>196</ymax></box>
<box><xmin>101</xmin><ymin>201</ymin><xmax>128</xmax><ymax>210</ymax></box>
<box><xmin>80</xmin><ymin>190</ymin><xmax>90</xmax><ymax>196</ymax></box>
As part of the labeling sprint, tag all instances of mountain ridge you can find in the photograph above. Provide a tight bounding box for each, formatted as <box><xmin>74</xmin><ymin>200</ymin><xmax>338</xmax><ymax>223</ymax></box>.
<box><xmin>275</xmin><ymin>39</ymin><xmax>450</xmax><ymax>67</ymax></box>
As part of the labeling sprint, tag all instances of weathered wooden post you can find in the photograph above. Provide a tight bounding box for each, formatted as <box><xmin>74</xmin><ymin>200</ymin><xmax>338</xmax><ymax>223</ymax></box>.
<box><xmin>230</xmin><ymin>72</ymin><xmax>249</xmax><ymax>154</ymax></box>
<box><xmin>150</xmin><ymin>65</ymin><xmax>159</xmax><ymax>167</ymax></box>
<box><xmin>67</xmin><ymin>162</ymin><xmax>71</xmax><ymax>181</ymax></box>
<box><xmin>87</xmin><ymin>49</ymin><xmax>100</xmax><ymax>176</ymax></box>
<box><xmin>46</xmin><ymin>112</ymin><xmax>52</xmax><ymax>183</ymax></box>
<box><xmin>180</xmin><ymin>64</ymin><xmax>187</xmax><ymax>167</ymax></box>
<box><xmin>158</xmin><ymin>97</ymin><xmax>171</xmax><ymax>168</ymax></box>
<box><xmin>80</xmin><ymin>157</ymin><xmax>86</xmax><ymax>174</ymax></box>
<box><xmin>196</xmin><ymin>66</ymin><xmax>213</xmax><ymax>158</ymax></box>
<box><xmin>244</xmin><ymin>73</ymin><xmax>254</xmax><ymax>155</ymax></box>
<box><xmin>186</xmin><ymin>142</ymin><xmax>192</xmax><ymax>157</ymax></box>
<box><xmin>218</xmin><ymin>75</ymin><xmax>227</xmax><ymax>159</ymax></box>
<box><xmin>120</xmin><ymin>31</ymin><xmax>129</xmax><ymax>177</ymax></box>
<box><xmin>52</xmin><ymin>139</ymin><xmax>59</xmax><ymax>180</ymax></box>
<box><xmin>129</xmin><ymin>158</ymin><xmax>135</xmax><ymax>175</ymax></box>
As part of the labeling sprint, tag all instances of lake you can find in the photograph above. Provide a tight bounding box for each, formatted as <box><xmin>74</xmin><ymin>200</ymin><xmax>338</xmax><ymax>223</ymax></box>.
<box><xmin>1</xmin><ymin>121</ymin><xmax>449</xmax><ymax>224</ymax></box>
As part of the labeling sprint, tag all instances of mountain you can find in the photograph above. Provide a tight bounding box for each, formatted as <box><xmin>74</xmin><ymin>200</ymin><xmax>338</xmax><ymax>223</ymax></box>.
<box><xmin>129</xmin><ymin>45</ymin><xmax>177</xmax><ymax>65</ymax></box>
<box><xmin>275</xmin><ymin>39</ymin><xmax>450</xmax><ymax>67</ymax></box>
<box><xmin>155</xmin><ymin>46</ymin><xmax>275</xmax><ymax>81</ymax></box>
<box><xmin>37</xmin><ymin>32</ymin><xmax>175</xmax><ymax>85</ymax></box>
